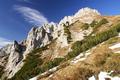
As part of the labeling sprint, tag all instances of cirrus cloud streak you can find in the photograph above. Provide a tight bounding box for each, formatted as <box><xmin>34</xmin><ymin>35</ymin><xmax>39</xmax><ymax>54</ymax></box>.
<box><xmin>14</xmin><ymin>5</ymin><xmax>49</xmax><ymax>26</ymax></box>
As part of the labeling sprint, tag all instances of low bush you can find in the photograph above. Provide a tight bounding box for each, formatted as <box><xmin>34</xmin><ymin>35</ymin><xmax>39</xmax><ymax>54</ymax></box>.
<box><xmin>90</xmin><ymin>20</ymin><xmax>97</xmax><ymax>27</ymax></box>
<box><xmin>63</xmin><ymin>24</ymin><xmax>72</xmax><ymax>43</ymax></box>
<box><xmin>41</xmin><ymin>58</ymin><xmax>65</xmax><ymax>71</ymax></box>
<box><xmin>92</xmin><ymin>18</ymin><xmax>108</xmax><ymax>29</ymax></box>
<box><xmin>81</xmin><ymin>23</ymin><xmax>89</xmax><ymax>30</ymax></box>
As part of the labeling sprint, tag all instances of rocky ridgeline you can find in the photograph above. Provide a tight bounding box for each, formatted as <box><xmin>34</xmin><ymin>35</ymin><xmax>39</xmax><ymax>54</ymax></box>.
<box><xmin>0</xmin><ymin>7</ymin><xmax>100</xmax><ymax>79</ymax></box>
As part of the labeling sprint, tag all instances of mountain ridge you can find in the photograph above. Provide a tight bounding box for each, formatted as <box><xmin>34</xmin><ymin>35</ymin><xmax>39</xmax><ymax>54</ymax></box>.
<box><xmin>0</xmin><ymin>7</ymin><xmax>120</xmax><ymax>80</ymax></box>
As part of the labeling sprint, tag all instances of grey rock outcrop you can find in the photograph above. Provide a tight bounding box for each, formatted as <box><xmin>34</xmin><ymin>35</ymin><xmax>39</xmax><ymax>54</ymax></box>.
<box><xmin>25</xmin><ymin>22</ymin><xmax>58</xmax><ymax>54</ymax></box>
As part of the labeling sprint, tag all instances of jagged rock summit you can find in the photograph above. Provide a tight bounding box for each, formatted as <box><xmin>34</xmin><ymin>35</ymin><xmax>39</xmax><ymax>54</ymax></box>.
<box><xmin>74</xmin><ymin>7</ymin><xmax>101</xmax><ymax>23</ymax></box>
<box><xmin>74</xmin><ymin>7</ymin><xmax>101</xmax><ymax>17</ymax></box>
<box><xmin>59</xmin><ymin>7</ymin><xmax>101</xmax><ymax>26</ymax></box>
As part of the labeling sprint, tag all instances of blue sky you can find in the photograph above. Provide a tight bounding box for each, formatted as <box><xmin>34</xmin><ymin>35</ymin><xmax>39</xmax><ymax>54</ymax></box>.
<box><xmin>1</xmin><ymin>0</ymin><xmax>120</xmax><ymax>47</ymax></box>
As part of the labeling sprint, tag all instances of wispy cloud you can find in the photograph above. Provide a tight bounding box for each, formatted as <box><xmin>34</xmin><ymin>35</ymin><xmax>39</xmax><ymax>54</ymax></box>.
<box><xmin>0</xmin><ymin>37</ymin><xmax>12</xmax><ymax>48</ymax></box>
<box><xmin>14</xmin><ymin>5</ymin><xmax>49</xmax><ymax>26</ymax></box>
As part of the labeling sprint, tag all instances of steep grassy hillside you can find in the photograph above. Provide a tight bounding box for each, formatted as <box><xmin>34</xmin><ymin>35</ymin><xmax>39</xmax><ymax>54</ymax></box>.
<box><xmin>9</xmin><ymin>17</ymin><xmax>120</xmax><ymax>80</ymax></box>
<box><xmin>39</xmin><ymin>37</ymin><xmax>120</xmax><ymax>80</ymax></box>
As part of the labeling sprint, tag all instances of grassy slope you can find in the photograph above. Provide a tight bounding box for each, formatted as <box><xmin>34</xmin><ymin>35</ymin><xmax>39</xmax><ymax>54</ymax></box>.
<box><xmin>9</xmin><ymin>18</ymin><xmax>120</xmax><ymax>80</ymax></box>
<box><xmin>40</xmin><ymin>37</ymin><xmax>120</xmax><ymax>80</ymax></box>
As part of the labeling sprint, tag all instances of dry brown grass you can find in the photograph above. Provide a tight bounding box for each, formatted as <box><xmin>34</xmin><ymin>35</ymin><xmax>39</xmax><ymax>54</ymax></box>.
<box><xmin>104</xmin><ymin>16</ymin><xmax>120</xmax><ymax>24</ymax></box>
<box><xmin>85</xmin><ymin>44</ymin><xmax>112</xmax><ymax>65</ymax></box>
<box><xmin>41</xmin><ymin>39</ymin><xmax>70</xmax><ymax>62</ymax></box>
<box><xmin>57</xmin><ymin>46</ymin><xmax>70</xmax><ymax>57</ymax></box>
<box><xmin>103</xmin><ymin>53</ymin><xmax>120</xmax><ymax>76</ymax></box>
<box><xmin>94</xmin><ymin>23</ymin><xmax>112</xmax><ymax>34</ymax></box>
<box><xmin>105</xmin><ymin>37</ymin><xmax>120</xmax><ymax>45</ymax></box>
<box><xmin>40</xmin><ymin>63</ymin><xmax>94</xmax><ymax>80</ymax></box>
<box><xmin>69</xmin><ymin>21</ymin><xmax>84</xmax><ymax>32</ymax></box>
<box><xmin>39</xmin><ymin>40</ymin><xmax>119</xmax><ymax>80</ymax></box>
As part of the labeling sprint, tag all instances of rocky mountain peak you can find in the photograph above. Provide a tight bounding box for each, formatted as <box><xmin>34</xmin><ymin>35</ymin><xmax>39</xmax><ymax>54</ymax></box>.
<box><xmin>73</xmin><ymin>7</ymin><xmax>101</xmax><ymax>24</ymax></box>
<box><xmin>74</xmin><ymin>7</ymin><xmax>101</xmax><ymax>17</ymax></box>
<box><xmin>59</xmin><ymin>7</ymin><xmax>101</xmax><ymax>26</ymax></box>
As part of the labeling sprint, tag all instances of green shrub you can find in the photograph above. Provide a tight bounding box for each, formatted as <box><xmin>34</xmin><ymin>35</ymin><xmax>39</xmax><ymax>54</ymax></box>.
<box><xmin>90</xmin><ymin>20</ymin><xmax>98</xmax><ymax>27</ymax></box>
<box><xmin>41</xmin><ymin>58</ymin><xmax>65</xmax><ymax>71</ymax></box>
<box><xmin>91</xmin><ymin>18</ymin><xmax>108</xmax><ymax>29</ymax></box>
<box><xmin>81</xmin><ymin>23</ymin><xmax>89</xmax><ymax>30</ymax></box>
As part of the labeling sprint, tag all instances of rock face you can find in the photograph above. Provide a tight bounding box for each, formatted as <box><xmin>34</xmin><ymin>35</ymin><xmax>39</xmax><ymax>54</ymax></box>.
<box><xmin>5</xmin><ymin>41</ymin><xmax>25</xmax><ymax>78</ymax></box>
<box><xmin>59</xmin><ymin>16</ymin><xmax>73</xmax><ymax>26</ymax></box>
<box><xmin>25</xmin><ymin>22</ymin><xmax>58</xmax><ymax>54</ymax></box>
<box><xmin>0</xmin><ymin>40</ymin><xmax>26</xmax><ymax>79</ymax></box>
<box><xmin>0</xmin><ymin>44</ymin><xmax>13</xmax><ymax>67</ymax></box>
<box><xmin>0</xmin><ymin>7</ymin><xmax>101</xmax><ymax>79</ymax></box>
